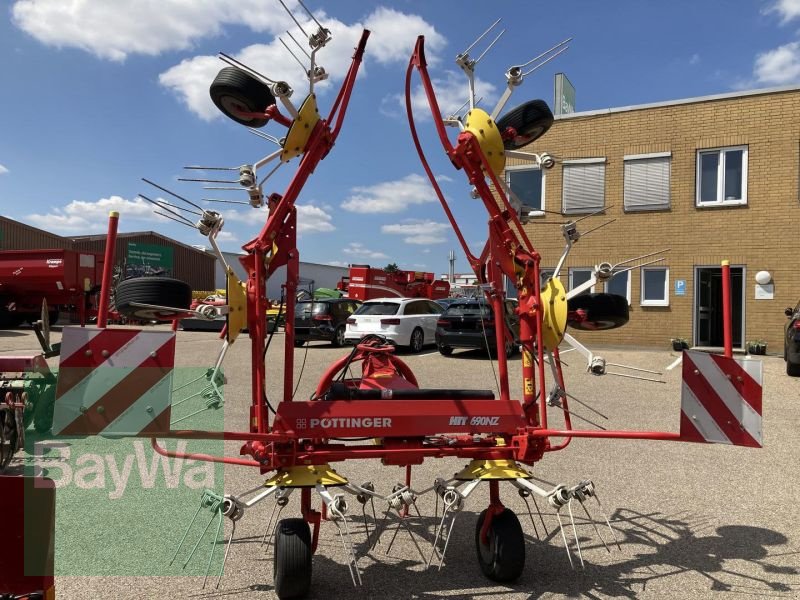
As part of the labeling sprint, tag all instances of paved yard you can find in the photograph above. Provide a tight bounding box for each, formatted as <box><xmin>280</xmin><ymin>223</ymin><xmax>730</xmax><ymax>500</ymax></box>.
<box><xmin>4</xmin><ymin>326</ymin><xmax>799</xmax><ymax>599</ymax></box>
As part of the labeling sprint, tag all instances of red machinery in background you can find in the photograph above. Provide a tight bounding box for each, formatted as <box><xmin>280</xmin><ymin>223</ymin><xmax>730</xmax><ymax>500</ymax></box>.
<box><xmin>337</xmin><ymin>264</ymin><xmax>450</xmax><ymax>301</ymax></box>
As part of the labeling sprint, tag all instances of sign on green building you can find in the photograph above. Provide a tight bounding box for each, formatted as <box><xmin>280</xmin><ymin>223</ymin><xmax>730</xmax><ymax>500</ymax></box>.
<box><xmin>126</xmin><ymin>242</ymin><xmax>173</xmax><ymax>277</ymax></box>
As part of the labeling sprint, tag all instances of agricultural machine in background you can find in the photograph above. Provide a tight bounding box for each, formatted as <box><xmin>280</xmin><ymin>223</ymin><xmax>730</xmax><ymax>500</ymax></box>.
<box><xmin>337</xmin><ymin>264</ymin><xmax>450</xmax><ymax>301</ymax></box>
<box><xmin>20</xmin><ymin>4</ymin><xmax>763</xmax><ymax>599</ymax></box>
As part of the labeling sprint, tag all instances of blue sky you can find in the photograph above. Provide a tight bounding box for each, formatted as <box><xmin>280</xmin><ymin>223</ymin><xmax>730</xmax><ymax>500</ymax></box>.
<box><xmin>1</xmin><ymin>0</ymin><xmax>798</xmax><ymax>275</ymax></box>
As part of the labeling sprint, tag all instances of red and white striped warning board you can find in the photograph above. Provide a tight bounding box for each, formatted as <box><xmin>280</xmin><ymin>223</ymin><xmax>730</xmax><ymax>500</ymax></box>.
<box><xmin>53</xmin><ymin>327</ymin><xmax>176</xmax><ymax>436</ymax></box>
<box><xmin>680</xmin><ymin>350</ymin><xmax>762</xmax><ymax>448</ymax></box>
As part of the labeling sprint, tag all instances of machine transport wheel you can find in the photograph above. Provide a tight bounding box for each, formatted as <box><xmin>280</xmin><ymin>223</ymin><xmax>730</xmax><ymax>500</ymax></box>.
<box><xmin>33</xmin><ymin>383</ymin><xmax>56</xmax><ymax>434</ymax></box>
<box><xmin>788</xmin><ymin>360</ymin><xmax>800</xmax><ymax>377</ymax></box>
<box><xmin>210</xmin><ymin>67</ymin><xmax>276</xmax><ymax>128</ymax></box>
<box><xmin>408</xmin><ymin>327</ymin><xmax>424</xmax><ymax>353</ymax></box>
<box><xmin>475</xmin><ymin>508</ymin><xmax>525</xmax><ymax>582</ymax></box>
<box><xmin>115</xmin><ymin>277</ymin><xmax>192</xmax><ymax>320</ymax></box>
<box><xmin>438</xmin><ymin>343</ymin><xmax>453</xmax><ymax>356</ymax></box>
<box><xmin>567</xmin><ymin>293</ymin><xmax>629</xmax><ymax>331</ymax></box>
<box><xmin>331</xmin><ymin>325</ymin><xmax>346</xmax><ymax>348</ymax></box>
<box><xmin>274</xmin><ymin>518</ymin><xmax>312</xmax><ymax>599</ymax></box>
<box><xmin>496</xmin><ymin>99</ymin><xmax>554</xmax><ymax>149</ymax></box>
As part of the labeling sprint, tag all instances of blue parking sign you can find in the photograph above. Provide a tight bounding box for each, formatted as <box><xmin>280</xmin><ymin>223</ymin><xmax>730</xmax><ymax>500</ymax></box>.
<box><xmin>675</xmin><ymin>279</ymin><xmax>686</xmax><ymax>296</ymax></box>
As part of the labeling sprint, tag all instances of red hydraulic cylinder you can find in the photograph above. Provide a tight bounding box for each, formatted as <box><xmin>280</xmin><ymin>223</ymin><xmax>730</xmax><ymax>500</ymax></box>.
<box><xmin>722</xmin><ymin>260</ymin><xmax>733</xmax><ymax>358</ymax></box>
<box><xmin>97</xmin><ymin>210</ymin><xmax>119</xmax><ymax>328</ymax></box>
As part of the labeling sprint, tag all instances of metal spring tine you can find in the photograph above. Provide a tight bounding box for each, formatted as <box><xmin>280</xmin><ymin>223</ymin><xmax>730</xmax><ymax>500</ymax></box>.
<box><xmin>266</xmin><ymin>504</ymin><xmax>287</xmax><ymax>550</ymax></box>
<box><xmin>331</xmin><ymin>511</ymin><xmax>360</xmax><ymax>586</ymax></box>
<box><xmin>172</xmin><ymin>371</ymin><xmax>210</xmax><ymax>394</ymax></box>
<box><xmin>177</xmin><ymin>177</ymin><xmax>240</xmax><ymax>184</ymax></box>
<box><xmin>140</xmin><ymin>195</ymin><xmax>195</xmax><ymax>225</ymax></box>
<box><xmin>287</xmin><ymin>30</ymin><xmax>312</xmax><ymax>59</ymax></box>
<box><xmin>561</xmin><ymin>407</ymin><xmax>607</xmax><ymax>431</ymax></box>
<box><xmin>202</xmin><ymin>511</ymin><xmax>224</xmax><ymax>588</ymax></box>
<box><xmin>296</xmin><ymin>0</ymin><xmax>324</xmax><ymax>29</ymax></box>
<box><xmin>142</xmin><ymin>178</ymin><xmax>205</xmax><ymax>212</ymax></box>
<box><xmin>593</xmin><ymin>493</ymin><xmax>622</xmax><ymax>551</ymax></box>
<box><xmin>218</xmin><ymin>52</ymin><xmax>276</xmax><ymax>84</ymax></box>
<box><xmin>154</xmin><ymin>211</ymin><xmax>197</xmax><ymax>229</ymax></box>
<box><xmin>427</xmin><ymin>503</ymin><xmax>451</xmax><ymax>567</ymax></box>
<box><xmin>259</xmin><ymin>161</ymin><xmax>283</xmax><ymax>187</ymax></box>
<box><xmin>369</xmin><ymin>497</ymin><xmax>377</xmax><ymax>537</ymax></box>
<box><xmin>517</xmin><ymin>37</ymin><xmax>573</xmax><ymax>69</ymax></box>
<box><xmin>499</xmin><ymin>178</ymin><xmax>564</xmax><ymax>217</ymax></box>
<box><xmin>613</xmin><ymin>248</ymin><xmax>671</xmax><ymax>269</ymax></box>
<box><xmin>280</xmin><ymin>37</ymin><xmax>310</xmax><ymax>74</ymax></box>
<box><xmin>437</xmin><ymin>513</ymin><xmax>459</xmax><ymax>570</ymax></box>
<box><xmin>247</xmin><ymin>128</ymin><xmax>282</xmax><ymax>145</ymax></box>
<box><xmin>580</xmin><ymin>499</ymin><xmax>610</xmax><ymax>553</ymax></box>
<box><xmin>184</xmin><ymin>510</ymin><xmax>217</xmax><ymax>568</ymax></box>
<box><xmin>203</xmin><ymin>186</ymin><xmax>243</xmax><ymax>191</ymax></box>
<box><xmin>216</xmin><ymin>520</ymin><xmax>236</xmax><ymax>588</ymax></box>
<box><xmin>170</xmin><ymin>504</ymin><xmax>203</xmax><ymax>565</ymax></box>
<box><xmin>340</xmin><ymin>513</ymin><xmax>362</xmax><ymax>585</ymax></box>
<box><xmin>561</xmin><ymin>390</ymin><xmax>608</xmax><ymax>420</ymax></box>
<box><xmin>170</xmin><ymin>402</ymin><xmax>219</xmax><ymax>426</ymax></box>
<box><xmin>519</xmin><ymin>493</ymin><xmax>540</xmax><ymax>540</ymax></box>
<box><xmin>184</xmin><ymin>165</ymin><xmax>239</xmax><ymax>171</ymax></box>
<box><xmin>156</xmin><ymin>199</ymin><xmax>203</xmax><ymax>216</ymax></box>
<box><xmin>261</xmin><ymin>499</ymin><xmax>280</xmax><ymax>546</ymax></box>
<box><xmin>572</xmin><ymin>205</ymin><xmax>612</xmax><ymax>223</ymax></box>
<box><xmin>555</xmin><ymin>510</ymin><xmax>575</xmax><ymax>569</ymax></box>
<box><xmin>361</xmin><ymin>503</ymin><xmax>371</xmax><ymax>547</ymax></box>
<box><xmin>605</xmin><ymin>371</ymin><xmax>665</xmax><ymax>383</ymax></box>
<box><xmin>385</xmin><ymin>515</ymin><xmax>402</xmax><ymax>555</ymax></box>
<box><xmin>473</xmin><ymin>29</ymin><xmax>506</xmax><ymax>65</ymax></box>
<box><xmin>371</xmin><ymin>509</ymin><xmax>392</xmax><ymax>550</ymax></box>
<box><xmin>566</xmin><ymin>499</ymin><xmax>585</xmax><ymax>568</ymax></box>
<box><xmin>461</xmin><ymin>17</ymin><xmax>501</xmax><ymax>56</ymax></box>
<box><xmin>201</xmin><ymin>198</ymin><xmax>251</xmax><ymax>206</ymax></box>
<box><xmin>401</xmin><ymin>516</ymin><xmax>428</xmax><ymax>562</ymax></box>
<box><xmin>611</xmin><ymin>255</ymin><xmax>668</xmax><ymax>276</ymax></box>
<box><xmin>277</xmin><ymin>0</ymin><xmax>309</xmax><ymax>38</ymax></box>
<box><xmin>580</xmin><ymin>218</ymin><xmax>616</xmax><ymax>238</ymax></box>
<box><xmin>606</xmin><ymin>362</ymin><xmax>661</xmax><ymax>375</ymax></box>
<box><xmin>521</xmin><ymin>45</ymin><xmax>570</xmax><ymax>77</ymax></box>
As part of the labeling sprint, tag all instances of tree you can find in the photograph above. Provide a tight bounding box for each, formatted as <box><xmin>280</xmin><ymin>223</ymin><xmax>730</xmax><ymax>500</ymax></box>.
<box><xmin>384</xmin><ymin>262</ymin><xmax>399</xmax><ymax>273</ymax></box>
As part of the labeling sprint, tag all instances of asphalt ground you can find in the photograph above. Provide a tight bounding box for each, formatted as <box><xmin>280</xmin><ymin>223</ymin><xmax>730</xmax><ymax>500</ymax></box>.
<box><xmin>3</xmin><ymin>325</ymin><xmax>799</xmax><ymax>599</ymax></box>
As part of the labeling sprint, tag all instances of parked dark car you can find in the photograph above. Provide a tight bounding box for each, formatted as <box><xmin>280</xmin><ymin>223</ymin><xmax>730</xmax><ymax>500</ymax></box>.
<box><xmin>295</xmin><ymin>298</ymin><xmax>360</xmax><ymax>347</ymax></box>
<box><xmin>435</xmin><ymin>298</ymin><xmax>519</xmax><ymax>357</ymax></box>
<box><xmin>784</xmin><ymin>301</ymin><xmax>800</xmax><ymax>376</ymax></box>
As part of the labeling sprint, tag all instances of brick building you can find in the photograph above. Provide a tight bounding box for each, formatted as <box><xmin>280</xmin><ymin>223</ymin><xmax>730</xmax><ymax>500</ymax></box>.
<box><xmin>505</xmin><ymin>84</ymin><xmax>800</xmax><ymax>351</ymax></box>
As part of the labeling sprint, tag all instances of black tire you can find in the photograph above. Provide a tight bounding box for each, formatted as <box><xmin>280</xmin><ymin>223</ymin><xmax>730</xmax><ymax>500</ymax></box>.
<box><xmin>567</xmin><ymin>293</ymin><xmax>629</xmax><ymax>331</ymax></box>
<box><xmin>210</xmin><ymin>67</ymin><xmax>276</xmax><ymax>128</ymax></box>
<box><xmin>408</xmin><ymin>327</ymin><xmax>424</xmax><ymax>353</ymax></box>
<box><xmin>438</xmin><ymin>343</ymin><xmax>453</xmax><ymax>356</ymax></box>
<box><xmin>788</xmin><ymin>360</ymin><xmax>800</xmax><ymax>377</ymax></box>
<box><xmin>331</xmin><ymin>325</ymin><xmax>346</xmax><ymax>348</ymax></box>
<box><xmin>475</xmin><ymin>508</ymin><xmax>525</xmax><ymax>582</ymax></box>
<box><xmin>115</xmin><ymin>277</ymin><xmax>192</xmax><ymax>321</ymax></box>
<box><xmin>274</xmin><ymin>518</ymin><xmax>312</xmax><ymax>599</ymax></box>
<box><xmin>496</xmin><ymin>99</ymin><xmax>554</xmax><ymax>149</ymax></box>
<box><xmin>33</xmin><ymin>383</ymin><xmax>56</xmax><ymax>434</ymax></box>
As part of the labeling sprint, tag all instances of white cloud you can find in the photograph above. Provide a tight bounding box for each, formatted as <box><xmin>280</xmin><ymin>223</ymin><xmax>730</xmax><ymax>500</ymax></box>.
<box><xmin>326</xmin><ymin>260</ymin><xmax>349</xmax><ymax>267</ymax></box>
<box><xmin>381</xmin><ymin>219</ymin><xmax>449</xmax><ymax>245</ymax></box>
<box><xmin>381</xmin><ymin>70</ymin><xmax>497</xmax><ymax>120</ymax></box>
<box><xmin>362</xmin><ymin>7</ymin><xmax>446</xmax><ymax>65</ymax></box>
<box><xmin>689</xmin><ymin>53</ymin><xmax>700</xmax><ymax>65</ymax></box>
<box><xmin>11</xmin><ymin>0</ymin><xmax>298</xmax><ymax>61</ymax></box>
<box><xmin>297</xmin><ymin>204</ymin><xmax>335</xmax><ymax>233</ymax></box>
<box><xmin>0</xmin><ymin>164</ymin><xmax>8</xmax><ymax>175</ymax></box>
<box><xmin>26</xmin><ymin>195</ymin><xmax>163</xmax><ymax>233</ymax></box>
<box><xmin>340</xmin><ymin>174</ymin><xmax>435</xmax><ymax>213</ymax></box>
<box><xmin>754</xmin><ymin>41</ymin><xmax>800</xmax><ymax>84</ymax></box>
<box><xmin>342</xmin><ymin>242</ymin><xmax>388</xmax><ymax>260</ymax></box>
<box><xmin>765</xmin><ymin>0</ymin><xmax>800</xmax><ymax>23</ymax></box>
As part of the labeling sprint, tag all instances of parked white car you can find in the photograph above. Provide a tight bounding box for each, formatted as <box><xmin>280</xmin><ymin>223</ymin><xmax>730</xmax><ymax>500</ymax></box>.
<box><xmin>344</xmin><ymin>297</ymin><xmax>443</xmax><ymax>352</ymax></box>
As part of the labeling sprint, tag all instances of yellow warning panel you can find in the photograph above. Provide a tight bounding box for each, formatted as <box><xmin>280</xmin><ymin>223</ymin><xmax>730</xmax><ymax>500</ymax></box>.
<box><xmin>464</xmin><ymin>108</ymin><xmax>505</xmax><ymax>177</ymax></box>
<box><xmin>455</xmin><ymin>459</ymin><xmax>532</xmax><ymax>480</ymax></box>
<box><xmin>540</xmin><ymin>276</ymin><xmax>567</xmax><ymax>350</ymax></box>
<box><xmin>226</xmin><ymin>269</ymin><xmax>247</xmax><ymax>344</ymax></box>
<box><xmin>280</xmin><ymin>94</ymin><xmax>321</xmax><ymax>162</ymax></box>
<box><xmin>265</xmin><ymin>464</ymin><xmax>348</xmax><ymax>487</ymax></box>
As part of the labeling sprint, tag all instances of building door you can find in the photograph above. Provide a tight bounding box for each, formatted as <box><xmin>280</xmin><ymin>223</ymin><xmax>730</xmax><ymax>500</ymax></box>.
<box><xmin>694</xmin><ymin>266</ymin><xmax>744</xmax><ymax>348</ymax></box>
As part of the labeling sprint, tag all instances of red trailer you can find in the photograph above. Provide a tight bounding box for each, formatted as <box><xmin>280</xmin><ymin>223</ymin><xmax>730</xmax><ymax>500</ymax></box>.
<box><xmin>337</xmin><ymin>264</ymin><xmax>450</xmax><ymax>301</ymax></box>
<box><xmin>0</xmin><ymin>249</ymin><xmax>103</xmax><ymax>327</ymax></box>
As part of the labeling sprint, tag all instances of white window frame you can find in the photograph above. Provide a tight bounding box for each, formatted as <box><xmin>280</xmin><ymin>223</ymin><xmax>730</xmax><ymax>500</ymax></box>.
<box><xmin>604</xmin><ymin>270</ymin><xmax>631</xmax><ymax>304</ymax></box>
<box><xmin>562</xmin><ymin>158</ymin><xmax>606</xmax><ymax>214</ymax></box>
<box><xmin>506</xmin><ymin>164</ymin><xmax>545</xmax><ymax>216</ymax></box>
<box><xmin>695</xmin><ymin>145</ymin><xmax>748</xmax><ymax>207</ymax></box>
<box><xmin>569</xmin><ymin>267</ymin><xmax>595</xmax><ymax>294</ymax></box>
<box><xmin>623</xmin><ymin>152</ymin><xmax>671</xmax><ymax>212</ymax></box>
<box><xmin>640</xmin><ymin>266</ymin><xmax>670</xmax><ymax>307</ymax></box>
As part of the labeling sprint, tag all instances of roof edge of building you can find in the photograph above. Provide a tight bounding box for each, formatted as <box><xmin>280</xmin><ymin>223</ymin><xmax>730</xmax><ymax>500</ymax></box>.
<box><xmin>71</xmin><ymin>230</ymin><xmax>211</xmax><ymax>256</ymax></box>
<box><xmin>555</xmin><ymin>83</ymin><xmax>800</xmax><ymax>120</ymax></box>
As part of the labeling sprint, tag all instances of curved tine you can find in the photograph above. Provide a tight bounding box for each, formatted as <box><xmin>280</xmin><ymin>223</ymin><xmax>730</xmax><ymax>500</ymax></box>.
<box><xmin>218</xmin><ymin>52</ymin><xmax>276</xmax><ymax>84</ymax></box>
<box><xmin>371</xmin><ymin>509</ymin><xmax>392</xmax><ymax>551</ymax></box>
<box><xmin>555</xmin><ymin>510</ymin><xmax>575</xmax><ymax>569</ymax></box>
<box><xmin>593</xmin><ymin>493</ymin><xmax>622</xmax><ymax>552</ymax></box>
<box><xmin>427</xmin><ymin>503</ymin><xmax>451</xmax><ymax>568</ymax></box>
<box><xmin>521</xmin><ymin>45</ymin><xmax>570</xmax><ymax>77</ymax></box>
<box><xmin>140</xmin><ymin>194</ymin><xmax>194</xmax><ymax>225</ymax></box>
<box><xmin>401</xmin><ymin>516</ymin><xmax>428</xmax><ymax>563</ymax></box>
<box><xmin>473</xmin><ymin>29</ymin><xmax>505</xmax><ymax>65</ymax></box>
<box><xmin>277</xmin><ymin>0</ymin><xmax>309</xmax><ymax>37</ymax></box>
<box><xmin>331</xmin><ymin>514</ymin><xmax>358</xmax><ymax>586</ymax></box>
<box><xmin>605</xmin><ymin>362</ymin><xmax>661</xmax><ymax>375</ymax></box>
<box><xmin>385</xmin><ymin>517</ymin><xmax>402</xmax><ymax>555</ymax></box>
<box><xmin>519</xmin><ymin>494</ymin><xmax>540</xmax><ymax>540</ymax></box>
<box><xmin>216</xmin><ymin>520</ymin><xmax>236</xmax><ymax>588</ymax></box>
<box><xmin>170</xmin><ymin>504</ymin><xmax>203</xmax><ymax>565</ymax></box>
<box><xmin>561</xmin><ymin>389</ymin><xmax>608</xmax><ymax>420</ymax></box>
<box><xmin>201</xmin><ymin>198</ymin><xmax>251</xmax><ymax>206</ymax></box>
<box><xmin>280</xmin><ymin>37</ymin><xmax>310</xmax><ymax>74</ymax></box>
<box><xmin>572</xmin><ymin>205</ymin><xmax>611</xmax><ymax>223</ymax></box>
<box><xmin>580</xmin><ymin>218</ymin><xmax>616</xmax><ymax>238</ymax></box>
<box><xmin>580</xmin><ymin>500</ymin><xmax>610</xmax><ymax>553</ymax></box>
<box><xmin>612</xmin><ymin>248</ymin><xmax>671</xmax><ymax>269</ymax></box>
<box><xmin>261</xmin><ymin>499</ymin><xmax>281</xmax><ymax>546</ymax></box>
<box><xmin>201</xmin><ymin>511</ymin><xmax>224</xmax><ymax>588</ymax></box>
<box><xmin>361</xmin><ymin>503</ymin><xmax>372</xmax><ymax>547</ymax></box>
<box><xmin>177</xmin><ymin>177</ymin><xmax>239</xmax><ymax>184</ymax></box>
<box><xmin>517</xmin><ymin>38</ymin><xmax>573</xmax><ymax>69</ymax></box>
<box><xmin>437</xmin><ymin>513</ymin><xmax>459</xmax><ymax>570</ymax></box>
<box><xmin>339</xmin><ymin>512</ymin><xmax>362</xmax><ymax>585</ymax></box>
<box><xmin>142</xmin><ymin>178</ymin><xmax>205</xmax><ymax>212</ymax></box>
<box><xmin>156</xmin><ymin>199</ymin><xmax>203</xmax><ymax>216</ymax></box>
<box><xmin>259</xmin><ymin>161</ymin><xmax>283</xmax><ymax>187</ymax></box>
<box><xmin>154</xmin><ymin>211</ymin><xmax>197</xmax><ymax>229</ymax></box>
<box><xmin>296</xmin><ymin>0</ymin><xmax>324</xmax><ymax>29</ymax></box>
<box><xmin>287</xmin><ymin>30</ymin><xmax>312</xmax><ymax>59</ymax></box>
<box><xmin>461</xmin><ymin>18</ymin><xmax>501</xmax><ymax>56</ymax></box>
<box><xmin>567</xmin><ymin>499</ymin><xmax>585</xmax><ymax>568</ymax></box>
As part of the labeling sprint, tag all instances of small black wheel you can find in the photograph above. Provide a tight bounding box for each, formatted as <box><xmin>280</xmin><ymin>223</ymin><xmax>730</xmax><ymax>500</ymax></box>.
<box><xmin>274</xmin><ymin>518</ymin><xmax>312</xmax><ymax>599</ymax></box>
<box><xmin>475</xmin><ymin>508</ymin><xmax>525</xmax><ymax>582</ymax></box>
<box><xmin>788</xmin><ymin>360</ymin><xmax>800</xmax><ymax>377</ymax></box>
<box><xmin>408</xmin><ymin>327</ymin><xmax>424</xmax><ymax>353</ymax></box>
<box><xmin>33</xmin><ymin>383</ymin><xmax>56</xmax><ymax>434</ymax></box>
<box><xmin>115</xmin><ymin>277</ymin><xmax>192</xmax><ymax>321</ymax></box>
<box><xmin>331</xmin><ymin>325</ymin><xmax>346</xmax><ymax>348</ymax></box>
<box><xmin>567</xmin><ymin>293</ymin><xmax>629</xmax><ymax>331</ymax></box>
<box><xmin>438</xmin><ymin>343</ymin><xmax>453</xmax><ymax>356</ymax></box>
<box><xmin>294</xmin><ymin>339</ymin><xmax>306</xmax><ymax>348</ymax></box>
<box><xmin>210</xmin><ymin>67</ymin><xmax>276</xmax><ymax>128</ymax></box>
<box><xmin>496</xmin><ymin>99</ymin><xmax>554</xmax><ymax>149</ymax></box>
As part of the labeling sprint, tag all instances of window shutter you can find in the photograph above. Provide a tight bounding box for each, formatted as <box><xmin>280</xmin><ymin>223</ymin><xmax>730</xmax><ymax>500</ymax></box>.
<box><xmin>624</xmin><ymin>156</ymin><xmax>670</xmax><ymax>211</ymax></box>
<box><xmin>562</xmin><ymin>162</ymin><xmax>605</xmax><ymax>213</ymax></box>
